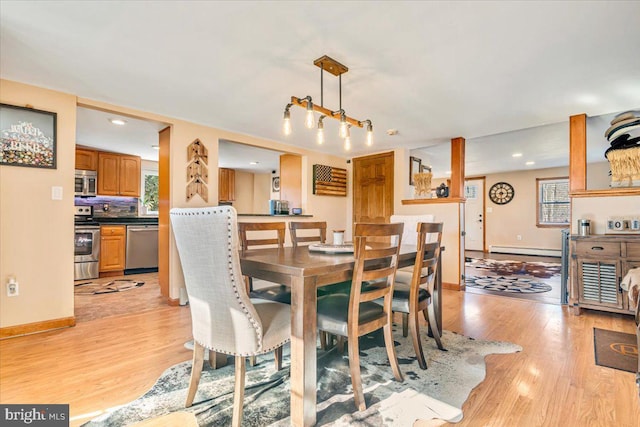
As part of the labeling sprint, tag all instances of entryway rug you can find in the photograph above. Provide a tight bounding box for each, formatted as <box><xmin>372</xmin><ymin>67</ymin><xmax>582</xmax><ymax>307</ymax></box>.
<box><xmin>83</xmin><ymin>330</ymin><xmax>521</xmax><ymax>426</ymax></box>
<box><xmin>593</xmin><ymin>327</ymin><xmax>638</xmax><ymax>373</ymax></box>
<box><xmin>74</xmin><ymin>280</ymin><xmax>145</xmax><ymax>295</ymax></box>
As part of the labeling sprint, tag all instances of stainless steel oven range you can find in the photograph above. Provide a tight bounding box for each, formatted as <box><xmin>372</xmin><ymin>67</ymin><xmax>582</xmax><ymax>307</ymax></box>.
<box><xmin>74</xmin><ymin>205</ymin><xmax>100</xmax><ymax>280</ymax></box>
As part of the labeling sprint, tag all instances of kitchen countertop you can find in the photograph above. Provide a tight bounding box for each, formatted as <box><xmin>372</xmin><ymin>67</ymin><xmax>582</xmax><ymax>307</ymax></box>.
<box><xmin>95</xmin><ymin>217</ymin><xmax>159</xmax><ymax>224</ymax></box>
<box><xmin>238</xmin><ymin>213</ymin><xmax>313</xmax><ymax>217</ymax></box>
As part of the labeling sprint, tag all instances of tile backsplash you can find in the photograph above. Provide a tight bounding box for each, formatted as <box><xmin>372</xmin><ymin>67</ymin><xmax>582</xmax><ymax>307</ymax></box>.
<box><xmin>75</xmin><ymin>196</ymin><xmax>138</xmax><ymax>217</ymax></box>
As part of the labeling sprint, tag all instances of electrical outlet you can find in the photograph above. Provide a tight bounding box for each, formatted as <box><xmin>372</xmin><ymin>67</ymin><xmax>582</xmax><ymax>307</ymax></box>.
<box><xmin>7</xmin><ymin>279</ymin><xmax>19</xmax><ymax>297</ymax></box>
<box><xmin>516</xmin><ymin>235</ymin><xmax>522</xmax><ymax>241</ymax></box>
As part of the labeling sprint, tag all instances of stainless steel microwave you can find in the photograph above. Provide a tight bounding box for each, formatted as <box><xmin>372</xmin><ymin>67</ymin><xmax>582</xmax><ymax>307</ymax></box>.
<box><xmin>75</xmin><ymin>169</ymin><xmax>97</xmax><ymax>197</ymax></box>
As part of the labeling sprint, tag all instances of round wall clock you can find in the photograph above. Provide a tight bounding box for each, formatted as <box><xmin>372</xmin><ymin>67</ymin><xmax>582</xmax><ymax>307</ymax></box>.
<box><xmin>489</xmin><ymin>182</ymin><xmax>514</xmax><ymax>205</ymax></box>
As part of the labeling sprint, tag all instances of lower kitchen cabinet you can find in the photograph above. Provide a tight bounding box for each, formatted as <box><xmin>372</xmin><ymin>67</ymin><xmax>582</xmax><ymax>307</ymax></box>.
<box><xmin>570</xmin><ymin>235</ymin><xmax>640</xmax><ymax>315</ymax></box>
<box><xmin>100</xmin><ymin>225</ymin><xmax>126</xmax><ymax>273</ymax></box>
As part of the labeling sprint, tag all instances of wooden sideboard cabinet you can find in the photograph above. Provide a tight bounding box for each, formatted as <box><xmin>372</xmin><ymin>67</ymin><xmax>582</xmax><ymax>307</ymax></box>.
<box><xmin>570</xmin><ymin>234</ymin><xmax>640</xmax><ymax>315</ymax></box>
<box><xmin>99</xmin><ymin>225</ymin><xmax>126</xmax><ymax>273</ymax></box>
<box><xmin>98</xmin><ymin>152</ymin><xmax>141</xmax><ymax>197</ymax></box>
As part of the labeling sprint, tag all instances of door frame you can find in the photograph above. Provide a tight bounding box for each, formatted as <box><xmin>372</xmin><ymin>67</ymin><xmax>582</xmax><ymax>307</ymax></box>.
<box><xmin>464</xmin><ymin>176</ymin><xmax>486</xmax><ymax>252</ymax></box>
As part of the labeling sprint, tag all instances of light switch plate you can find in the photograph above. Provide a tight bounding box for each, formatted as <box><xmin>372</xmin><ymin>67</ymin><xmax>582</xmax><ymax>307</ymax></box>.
<box><xmin>51</xmin><ymin>186</ymin><xmax>63</xmax><ymax>200</ymax></box>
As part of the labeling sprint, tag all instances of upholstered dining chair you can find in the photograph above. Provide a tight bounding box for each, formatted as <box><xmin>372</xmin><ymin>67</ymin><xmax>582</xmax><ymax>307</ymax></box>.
<box><xmin>316</xmin><ymin>222</ymin><xmax>405</xmax><ymax>411</ymax></box>
<box><xmin>238</xmin><ymin>221</ymin><xmax>291</xmax><ymax>304</ymax></box>
<box><xmin>170</xmin><ymin>207</ymin><xmax>290</xmax><ymax>427</ymax></box>
<box><xmin>381</xmin><ymin>222</ymin><xmax>445</xmax><ymax>370</ymax></box>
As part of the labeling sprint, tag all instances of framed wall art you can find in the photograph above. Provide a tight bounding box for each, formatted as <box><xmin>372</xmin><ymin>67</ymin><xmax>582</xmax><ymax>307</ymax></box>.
<box><xmin>272</xmin><ymin>176</ymin><xmax>280</xmax><ymax>192</ymax></box>
<box><xmin>409</xmin><ymin>156</ymin><xmax>421</xmax><ymax>185</ymax></box>
<box><xmin>0</xmin><ymin>103</ymin><xmax>57</xmax><ymax>169</ymax></box>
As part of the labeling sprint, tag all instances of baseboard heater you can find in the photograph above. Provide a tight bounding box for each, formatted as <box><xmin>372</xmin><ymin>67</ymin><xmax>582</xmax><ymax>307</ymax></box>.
<box><xmin>489</xmin><ymin>245</ymin><xmax>561</xmax><ymax>257</ymax></box>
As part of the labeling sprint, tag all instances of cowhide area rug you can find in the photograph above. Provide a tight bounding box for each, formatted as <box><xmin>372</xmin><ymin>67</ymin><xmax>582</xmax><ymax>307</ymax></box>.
<box><xmin>83</xmin><ymin>329</ymin><xmax>521</xmax><ymax>426</ymax></box>
<box><xmin>465</xmin><ymin>258</ymin><xmax>560</xmax><ymax>294</ymax></box>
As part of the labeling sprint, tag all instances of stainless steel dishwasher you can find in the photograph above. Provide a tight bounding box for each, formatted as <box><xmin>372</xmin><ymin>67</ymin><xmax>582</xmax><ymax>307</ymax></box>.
<box><xmin>125</xmin><ymin>224</ymin><xmax>159</xmax><ymax>272</ymax></box>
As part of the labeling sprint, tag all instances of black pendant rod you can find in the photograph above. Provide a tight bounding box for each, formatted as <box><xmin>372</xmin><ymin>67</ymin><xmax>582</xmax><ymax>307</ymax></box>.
<box><xmin>320</xmin><ymin>64</ymin><xmax>324</xmax><ymax>107</ymax></box>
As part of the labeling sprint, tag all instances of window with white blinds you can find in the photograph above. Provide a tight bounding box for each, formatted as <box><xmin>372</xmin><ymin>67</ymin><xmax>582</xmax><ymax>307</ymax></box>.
<box><xmin>537</xmin><ymin>177</ymin><xmax>569</xmax><ymax>227</ymax></box>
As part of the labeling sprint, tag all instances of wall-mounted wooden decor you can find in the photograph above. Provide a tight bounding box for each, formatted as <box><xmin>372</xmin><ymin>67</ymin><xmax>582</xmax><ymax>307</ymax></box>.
<box><xmin>186</xmin><ymin>139</ymin><xmax>208</xmax><ymax>202</ymax></box>
<box><xmin>313</xmin><ymin>164</ymin><xmax>347</xmax><ymax>196</ymax></box>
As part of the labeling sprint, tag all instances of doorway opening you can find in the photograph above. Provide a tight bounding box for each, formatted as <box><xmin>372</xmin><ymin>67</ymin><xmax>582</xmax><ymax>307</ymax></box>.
<box><xmin>74</xmin><ymin>105</ymin><xmax>169</xmax><ymax>323</ymax></box>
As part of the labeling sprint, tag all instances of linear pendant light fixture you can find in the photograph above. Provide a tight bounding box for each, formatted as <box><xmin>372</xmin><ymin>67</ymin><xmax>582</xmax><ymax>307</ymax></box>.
<box><xmin>283</xmin><ymin>55</ymin><xmax>373</xmax><ymax>150</ymax></box>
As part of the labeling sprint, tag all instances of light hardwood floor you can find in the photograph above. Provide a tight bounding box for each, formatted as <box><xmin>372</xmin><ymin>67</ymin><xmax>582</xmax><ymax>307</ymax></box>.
<box><xmin>1</xmin><ymin>281</ymin><xmax>638</xmax><ymax>426</ymax></box>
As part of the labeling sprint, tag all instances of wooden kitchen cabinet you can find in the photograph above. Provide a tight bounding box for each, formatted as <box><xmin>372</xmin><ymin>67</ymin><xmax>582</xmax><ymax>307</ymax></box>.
<box><xmin>75</xmin><ymin>148</ymin><xmax>98</xmax><ymax>170</ymax></box>
<box><xmin>99</xmin><ymin>225</ymin><xmax>126</xmax><ymax>273</ymax></box>
<box><xmin>570</xmin><ymin>235</ymin><xmax>640</xmax><ymax>315</ymax></box>
<box><xmin>218</xmin><ymin>168</ymin><xmax>235</xmax><ymax>202</ymax></box>
<box><xmin>98</xmin><ymin>152</ymin><xmax>141</xmax><ymax>197</ymax></box>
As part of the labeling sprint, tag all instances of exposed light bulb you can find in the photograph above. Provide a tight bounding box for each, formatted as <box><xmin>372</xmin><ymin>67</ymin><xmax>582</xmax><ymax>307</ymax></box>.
<box><xmin>283</xmin><ymin>106</ymin><xmax>291</xmax><ymax>135</ymax></box>
<box><xmin>344</xmin><ymin>124</ymin><xmax>351</xmax><ymax>150</ymax></box>
<box><xmin>344</xmin><ymin>135</ymin><xmax>351</xmax><ymax>151</ymax></box>
<box><xmin>283</xmin><ymin>117</ymin><xmax>291</xmax><ymax>135</ymax></box>
<box><xmin>339</xmin><ymin>112</ymin><xmax>348</xmax><ymax>138</ymax></box>
<box><xmin>366</xmin><ymin>122</ymin><xmax>373</xmax><ymax>146</ymax></box>
<box><xmin>317</xmin><ymin>115</ymin><xmax>325</xmax><ymax>144</ymax></box>
<box><xmin>305</xmin><ymin>99</ymin><xmax>314</xmax><ymax>129</ymax></box>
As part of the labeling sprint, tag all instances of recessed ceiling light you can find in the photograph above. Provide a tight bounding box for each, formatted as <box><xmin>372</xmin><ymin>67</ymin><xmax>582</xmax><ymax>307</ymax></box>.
<box><xmin>525</xmin><ymin>161</ymin><xmax>535</xmax><ymax>166</ymax></box>
<box><xmin>109</xmin><ymin>118</ymin><xmax>127</xmax><ymax>126</ymax></box>
<box><xmin>151</xmin><ymin>145</ymin><xmax>159</xmax><ymax>150</ymax></box>
<box><xmin>512</xmin><ymin>153</ymin><xmax>523</xmax><ymax>158</ymax></box>
<box><xmin>250</xmin><ymin>161</ymin><xmax>259</xmax><ymax>165</ymax></box>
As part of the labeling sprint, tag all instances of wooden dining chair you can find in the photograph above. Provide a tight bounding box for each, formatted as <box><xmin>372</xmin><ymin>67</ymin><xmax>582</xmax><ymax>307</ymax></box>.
<box><xmin>316</xmin><ymin>222</ymin><xmax>405</xmax><ymax>411</ymax></box>
<box><xmin>288</xmin><ymin>221</ymin><xmax>327</xmax><ymax>248</ymax></box>
<box><xmin>381</xmin><ymin>222</ymin><xmax>445</xmax><ymax>370</ymax></box>
<box><xmin>170</xmin><ymin>207</ymin><xmax>290</xmax><ymax>427</ymax></box>
<box><xmin>238</xmin><ymin>221</ymin><xmax>291</xmax><ymax>304</ymax></box>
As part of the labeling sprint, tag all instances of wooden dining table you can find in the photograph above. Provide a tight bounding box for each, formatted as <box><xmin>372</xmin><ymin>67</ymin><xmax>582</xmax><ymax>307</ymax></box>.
<box><xmin>239</xmin><ymin>244</ymin><xmax>443</xmax><ymax>427</ymax></box>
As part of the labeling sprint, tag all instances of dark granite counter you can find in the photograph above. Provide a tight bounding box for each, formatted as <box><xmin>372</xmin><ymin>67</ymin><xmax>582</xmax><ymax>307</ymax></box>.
<box><xmin>95</xmin><ymin>217</ymin><xmax>159</xmax><ymax>225</ymax></box>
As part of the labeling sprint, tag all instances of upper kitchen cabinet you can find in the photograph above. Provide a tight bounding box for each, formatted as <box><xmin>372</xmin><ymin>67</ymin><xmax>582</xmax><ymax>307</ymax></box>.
<box><xmin>75</xmin><ymin>147</ymin><xmax>98</xmax><ymax>170</ymax></box>
<box><xmin>219</xmin><ymin>167</ymin><xmax>235</xmax><ymax>202</ymax></box>
<box><xmin>98</xmin><ymin>152</ymin><xmax>141</xmax><ymax>197</ymax></box>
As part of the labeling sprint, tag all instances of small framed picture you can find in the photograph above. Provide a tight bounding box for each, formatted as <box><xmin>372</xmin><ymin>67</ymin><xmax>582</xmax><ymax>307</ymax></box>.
<box><xmin>1</xmin><ymin>103</ymin><xmax>57</xmax><ymax>169</ymax></box>
<box><xmin>272</xmin><ymin>176</ymin><xmax>280</xmax><ymax>192</ymax></box>
<box><xmin>421</xmin><ymin>164</ymin><xmax>431</xmax><ymax>173</ymax></box>
<box><xmin>409</xmin><ymin>156</ymin><xmax>421</xmax><ymax>185</ymax></box>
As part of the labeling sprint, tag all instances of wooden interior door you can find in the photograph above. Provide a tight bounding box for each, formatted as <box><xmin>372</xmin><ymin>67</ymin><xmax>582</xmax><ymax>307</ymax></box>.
<box><xmin>353</xmin><ymin>151</ymin><xmax>394</xmax><ymax>225</ymax></box>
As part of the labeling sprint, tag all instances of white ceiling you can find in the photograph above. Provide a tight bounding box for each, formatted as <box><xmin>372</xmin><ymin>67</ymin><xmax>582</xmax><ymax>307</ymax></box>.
<box><xmin>2</xmin><ymin>2</ymin><xmax>640</xmax><ymax>174</ymax></box>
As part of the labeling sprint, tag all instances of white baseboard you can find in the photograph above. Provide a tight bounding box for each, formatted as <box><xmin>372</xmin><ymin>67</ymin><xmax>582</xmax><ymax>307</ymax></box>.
<box><xmin>488</xmin><ymin>245</ymin><xmax>561</xmax><ymax>257</ymax></box>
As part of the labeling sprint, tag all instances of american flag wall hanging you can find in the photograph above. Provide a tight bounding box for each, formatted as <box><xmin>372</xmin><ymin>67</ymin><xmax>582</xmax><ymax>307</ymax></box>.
<box><xmin>313</xmin><ymin>164</ymin><xmax>347</xmax><ymax>196</ymax></box>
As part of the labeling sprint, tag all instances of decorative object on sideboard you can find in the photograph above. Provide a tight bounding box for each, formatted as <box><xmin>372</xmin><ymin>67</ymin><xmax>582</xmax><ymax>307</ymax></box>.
<box><xmin>413</xmin><ymin>171</ymin><xmax>432</xmax><ymax>198</ymax></box>
<box><xmin>186</xmin><ymin>139</ymin><xmax>208</xmax><ymax>202</ymax></box>
<box><xmin>604</xmin><ymin>110</ymin><xmax>640</xmax><ymax>188</ymax></box>
<box><xmin>436</xmin><ymin>183</ymin><xmax>449</xmax><ymax>198</ymax></box>
<box><xmin>313</xmin><ymin>164</ymin><xmax>347</xmax><ymax>196</ymax></box>
<box><xmin>409</xmin><ymin>156</ymin><xmax>421</xmax><ymax>185</ymax></box>
<box><xmin>1</xmin><ymin>103</ymin><xmax>57</xmax><ymax>169</ymax></box>
<box><xmin>283</xmin><ymin>55</ymin><xmax>373</xmax><ymax>151</ymax></box>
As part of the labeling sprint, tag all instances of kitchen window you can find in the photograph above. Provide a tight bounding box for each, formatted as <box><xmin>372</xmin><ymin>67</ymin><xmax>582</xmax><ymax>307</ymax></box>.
<box><xmin>141</xmin><ymin>169</ymin><xmax>159</xmax><ymax>215</ymax></box>
<box><xmin>537</xmin><ymin>177</ymin><xmax>569</xmax><ymax>227</ymax></box>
